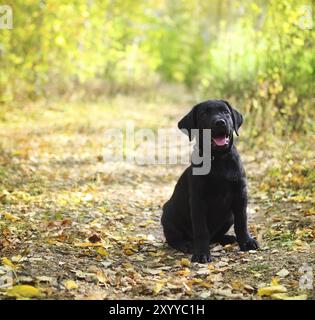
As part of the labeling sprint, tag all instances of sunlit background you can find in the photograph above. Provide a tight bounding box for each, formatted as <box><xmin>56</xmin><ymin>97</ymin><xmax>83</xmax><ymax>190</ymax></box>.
<box><xmin>1</xmin><ymin>0</ymin><xmax>314</xmax><ymax>133</ymax></box>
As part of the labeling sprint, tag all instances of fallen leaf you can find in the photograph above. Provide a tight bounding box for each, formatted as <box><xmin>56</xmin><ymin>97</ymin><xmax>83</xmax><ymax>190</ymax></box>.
<box><xmin>153</xmin><ymin>281</ymin><xmax>165</xmax><ymax>295</ymax></box>
<box><xmin>214</xmin><ymin>288</ymin><xmax>243</xmax><ymax>299</ymax></box>
<box><xmin>75</xmin><ymin>242</ymin><xmax>103</xmax><ymax>247</ymax></box>
<box><xmin>2</xmin><ymin>257</ymin><xmax>15</xmax><ymax>268</ymax></box>
<box><xmin>3</xmin><ymin>212</ymin><xmax>20</xmax><ymax>222</ymax></box>
<box><xmin>304</xmin><ymin>208</ymin><xmax>315</xmax><ymax>216</ymax></box>
<box><xmin>124</xmin><ymin>249</ymin><xmax>135</xmax><ymax>256</ymax></box>
<box><xmin>231</xmin><ymin>280</ymin><xmax>244</xmax><ymax>291</ymax></box>
<box><xmin>96</xmin><ymin>247</ymin><xmax>108</xmax><ymax>256</ymax></box>
<box><xmin>63</xmin><ymin>280</ymin><xmax>79</xmax><ymax>290</ymax></box>
<box><xmin>207</xmin><ymin>273</ymin><xmax>224</xmax><ymax>283</ymax></box>
<box><xmin>95</xmin><ymin>272</ymin><xmax>107</xmax><ymax>284</ymax></box>
<box><xmin>6</xmin><ymin>285</ymin><xmax>42</xmax><ymax>298</ymax></box>
<box><xmin>144</xmin><ymin>268</ymin><xmax>162</xmax><ymax>275</ymax></box>
<box><xmin>179</xmin><ymin>258</ymin><xmax>191</xmax><ymax>267</ymax></box>
<box><xmin>271</xmin><ymin>293</ymin><xmax>307</xmax><ymax>300</ymax></box>
<box><xmin>257</xmin><ymin>285</ymin><xmax>287</xmax><ymax>296</ymax></box>
<box><xmin>198</xmin><ymin>291</ymin><xmax>211</xmax><ymax>299</ymax></box>
<box><xmin>276</xmin><ymin>268</ymin><xmax>289</xmax><ymax>278</ymax></box>
<box><xmin>176</xmin><ymin>268</ymin><xmax>190</xmax><ymax>276</ymax></box>
<box><xmin>214</xmin><ymin>261</ymin><xmax>229</xmax><ymax>268</ymax></box>
<box><xmin>36</xmin><ymin>276</ymin><xmax>54</xmax><ymax>284</ymax></box>
<box><xmin>11</xmin><ymin>255</ymin><xmax>24</xmax><ymax>263</ymax></box>
<box><xmin>88</xmin><ymin>234</ymin><xmax>102</xmax><ymax>243</ymax></box>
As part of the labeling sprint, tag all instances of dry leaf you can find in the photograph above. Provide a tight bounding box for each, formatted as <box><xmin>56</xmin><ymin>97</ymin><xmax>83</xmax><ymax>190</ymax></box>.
<box><xmin>6</xmin><ymin>285</ymin><xmax>42</xmax><ymax>298</ymax></box>
<box><xmin>231</xmin><ymin>280</ymin><xmax>244</xmax><ymax>291</ymax></box>
<box><xmin>64</xmin><ymin>280</ymin><xmax>79</xmax><ymax>290</ymax></box>
<box><xmin>153</xmin><ymin>281</ymin><xmax>165</xmax><ymax>295</ymax></box>
<box><xmin>271</xmin><ymin>293</ymin><xmax>307</xmax><ymax>300</ymax></box>
<box><xmin>74</xmin><ymin>242</ymin><xmax>103</xmax><ymax>247</ymax></box>
<box><xmin>179</xmin><ymin>258</ymin><xmax>191</xmax><ymax>267</ymax></box>
<box><xmin>2</xmin><ymin>257</ymin><xmax>15</xmax><ymax>268</ymax></box>
<box><xmin>176</xmin><ymin>268</ymin><xmax>190</xmax><ymax>277</ymax></box>
<box><xmin>276</xmin><ymin>268</ymin><xmax>289</xmax><ymax>278</ymax></box>
<box><xmin>96</xmin><ymin>247</ymin><xmax>108</xmax><ymax>256</ymax></box>
<box><xmin>257</xmin><ymin>285</ymin><xmax>287</xmax><ymax>296</ymax></box>
<box><xmin>36</xmin><ymin>276</ymin><xmax>54</xmax><ymax>284</ymax></box>
<box><xmin>3</xmin><ymin>212</ymin><xmax>20</xmax><ymax>222</ymax></box>
<box><xmin>88</xmin><ymin>234</ymin><xmax>101</xmax><ymax>243</ymax></box>
<box><xmin>215</xmin><ymin>289</ymin><xmax>243</xmax><ymax>299</ymax></box>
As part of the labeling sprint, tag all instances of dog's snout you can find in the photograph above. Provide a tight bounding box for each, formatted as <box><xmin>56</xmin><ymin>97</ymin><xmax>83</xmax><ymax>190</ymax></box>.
<box><xmin>215</xmin><ymin>119</ymin><xmax>226</xmax><ymax>127</ymax></box>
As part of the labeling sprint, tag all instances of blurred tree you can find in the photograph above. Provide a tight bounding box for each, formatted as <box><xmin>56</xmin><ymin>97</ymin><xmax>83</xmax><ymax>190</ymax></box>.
<box><xmin>0</xmin><ymin>0</ymin><xmax>314</xmax><ymax>132</ymax></box>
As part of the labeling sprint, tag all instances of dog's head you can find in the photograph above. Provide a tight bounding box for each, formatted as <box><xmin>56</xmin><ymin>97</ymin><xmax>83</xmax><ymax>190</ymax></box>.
<box><xmin>178</xmin><ymin>100</ymin><xmax>243</xmax><ymax>152</ymax></box>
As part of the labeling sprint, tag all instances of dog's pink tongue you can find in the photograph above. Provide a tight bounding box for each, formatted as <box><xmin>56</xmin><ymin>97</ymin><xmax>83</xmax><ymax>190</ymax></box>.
<box><xmin>213</xmin><ymin>136</ymin><xmax>227</xmax><ymax>146</ymax></box>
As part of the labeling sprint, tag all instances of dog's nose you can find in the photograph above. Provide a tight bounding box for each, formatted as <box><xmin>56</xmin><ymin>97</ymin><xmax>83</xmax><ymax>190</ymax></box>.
<box><xmin>215</xmin><ymin>119</ymin><xmax>226</xmax><ymax>127</ymax></box>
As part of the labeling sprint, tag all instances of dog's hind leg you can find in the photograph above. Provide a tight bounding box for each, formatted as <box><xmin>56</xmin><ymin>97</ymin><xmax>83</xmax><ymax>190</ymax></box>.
<box><xmin>210</xmin><ymin>217</ymin><xmax>236</xmax><ymax>245</ymax></box>
<box><xmin>161</xmin><ymin>203</ymin><xmax>193</xmax><ymax>254</ymax></box>
<box><xmin>162</xmin><ymin>221</ymin><xmax>193</xmax><ymax>253</ymax></box>
<box><xmin>168</xmin><ymin>238</ymin><xmax>193</xmax><ymax>253</ymax></box>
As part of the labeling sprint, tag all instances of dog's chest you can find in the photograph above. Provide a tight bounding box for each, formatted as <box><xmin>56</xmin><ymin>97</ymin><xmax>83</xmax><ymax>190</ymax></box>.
<box><xmin>200</xmin><ymin>178</ymin><xmax>234</xmax><ymax>205</ymax></box>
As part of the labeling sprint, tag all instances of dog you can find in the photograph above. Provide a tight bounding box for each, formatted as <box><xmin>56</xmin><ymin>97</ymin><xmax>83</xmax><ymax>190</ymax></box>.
<box><xmin>161</xmin><ymin>99</ymin><xmax>259</xmax><ymax>263</ymax></box>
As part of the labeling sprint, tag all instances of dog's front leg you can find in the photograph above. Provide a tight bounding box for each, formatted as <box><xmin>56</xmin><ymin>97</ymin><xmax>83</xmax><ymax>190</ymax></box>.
<box><xmin>233</xmin><ymin>180</ymin><xmax>259</xmax><ymax>251</ymax></box>
<box><xmin>190</xmin><ymin>194</ymin><xmax>212</xmax><ymax>263</ymax></box>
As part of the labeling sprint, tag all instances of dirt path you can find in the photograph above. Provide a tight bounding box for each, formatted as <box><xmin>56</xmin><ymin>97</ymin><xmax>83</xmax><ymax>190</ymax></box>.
<box><xmin>0</xmin><ymin>97</ymin><xmax>314</xmax><ymax>299</ymax></box>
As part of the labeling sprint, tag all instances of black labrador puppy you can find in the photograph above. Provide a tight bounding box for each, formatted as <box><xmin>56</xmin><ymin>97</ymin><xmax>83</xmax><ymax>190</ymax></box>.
<box><xmin>161</xmin><ymin>99</ymin><xmax>259</xmax><ymax>263</ymax></box>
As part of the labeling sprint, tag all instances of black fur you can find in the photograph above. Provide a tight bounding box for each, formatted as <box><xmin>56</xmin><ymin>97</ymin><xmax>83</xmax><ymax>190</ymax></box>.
<box><xmin>161</xmin><ymin>100</ymin><xmax>259</xmax><ymax>263</ymax></box>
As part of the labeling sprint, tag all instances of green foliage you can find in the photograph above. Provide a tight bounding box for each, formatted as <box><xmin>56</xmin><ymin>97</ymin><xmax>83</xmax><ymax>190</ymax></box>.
<box><xmin>0</xmin><ymin>0</ymin><xmax>314</xmax><ymax>133</ymax></box>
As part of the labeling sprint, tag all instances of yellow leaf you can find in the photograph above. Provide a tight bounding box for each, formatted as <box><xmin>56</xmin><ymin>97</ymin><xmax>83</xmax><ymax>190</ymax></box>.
<box><xmin>231</xmin><ymin>280</ymin><xmax>244</xmax><ymax>291</ymax></box>
<box><xmin>176</xmin><ymin>268</ymin><xmax>190</xmax><ymax>277</ymax></box>
<box><xmin>124</xmin><ymin>249</ymin><xmax>135</xmax><ymax>256</ymax></box>
<box><xmin>180</xmin><ymin>258</ymin><xmax>191</xmax><ymax>267</ymax></box>
<box><xmin>208</xmin><ymin>264</ymin><xmax>215</xmax><ymax>270</ymax></box>
<box><xmin>3</xmin><ymin>212</ymin><xmax>20</xmax><ymax>222</ymax></box>
<box><xmin>122</xmin><ymin>263</ymin><xmax>134</xmax><ymax>270</ymax></box>
<box><xmin>271</xmin><ymin>293</ymin><xmax>307</xmax><ymax>300</ymax></box>
<box><xmin>96</xmin><ymin>247</ymin><xmax>108</xmax><ymax>256</ymax></box>
<box><xmin>6</xmin><ymin>285</ymin><xmax>42</xmax><ymax>298</ymax></box>
<box><xmin>198</xmin><ymin>281</ymin><xmax>212</xmax><ymax>288</ymax></box>
<box><xmin>64</xmin><ymin>280</ymin><xmax>78</xmax><ymax>290</ymax></box>
<box><xmin>257</xmin><ymin>285</ymin><xmax>287</xmax><ymax>297</ymax></box>
<box><xmin>153</xmin><ymin>281</ymin><xmax>165</xmax><ymax>295</ymax></box>
<box><xmin>95</xmin><ymin>272</ymin><xmax>107</xmax><ymax>284</ymax></box>
<box><xmin>271</xmin><ymin>277</ymin><xmax>279</xmax><ymax>286</ymax></box>
<box><xmin>305</xmin><ymin>208</ymin><xmax>315</xmax><ymax>216</ymax></box>
<box><xmin>192</xmin><ymin>278</ymin><xmax>203</xmax><ymax>284</ymax></box>
<box><xmin>2</xmin><ymin>257</ymin><xmax>15</xmax><ymax>268</ymax></box>
<box><xmin>74</xmin><ymin>242</ymin><xmax>103</xmax><ymax>247</ymax></box>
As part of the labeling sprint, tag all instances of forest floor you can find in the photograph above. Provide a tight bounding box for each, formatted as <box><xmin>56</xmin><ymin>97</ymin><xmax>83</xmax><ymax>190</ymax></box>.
<box><xmin>0</xmin><ymin>95</ymin><xmax>314</xmax><ymax>300</ymax></box>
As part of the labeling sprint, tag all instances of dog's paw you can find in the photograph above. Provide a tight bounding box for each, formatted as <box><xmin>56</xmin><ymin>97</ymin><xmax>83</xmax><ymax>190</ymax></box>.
<box><xmin>239</xmin><ymin>237</ymin><xmax>259</xmax><ymax>251</ymax></box>
<box><xmin>191</xmin><ymin>253</ymin><xmax>212</xmax><ymax>263</ymax></box>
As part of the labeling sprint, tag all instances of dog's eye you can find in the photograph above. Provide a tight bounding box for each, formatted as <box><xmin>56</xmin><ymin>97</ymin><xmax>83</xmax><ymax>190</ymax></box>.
<box><xmin>223</xmin><ymin>110</ymin><xmax>230</xmax><ymax>115</ymax></box>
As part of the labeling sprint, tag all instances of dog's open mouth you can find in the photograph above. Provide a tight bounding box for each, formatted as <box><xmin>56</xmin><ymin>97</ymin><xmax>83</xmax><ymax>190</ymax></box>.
<box><xmin>212</xmin><ymin>134</ymin><xmax>230</xmax><ymax>147</ymax></box>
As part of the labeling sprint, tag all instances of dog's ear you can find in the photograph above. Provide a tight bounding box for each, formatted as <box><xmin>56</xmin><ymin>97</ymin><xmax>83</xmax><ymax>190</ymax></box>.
<box><xmin>221</xmin><ymin>100</ymin><xmax>243</xmax><ymax>136</ymax></box>
<box><xmin>178</xmin><ymin>104</ymin><xmax>200</xmax><ymax>141</ymax></box>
